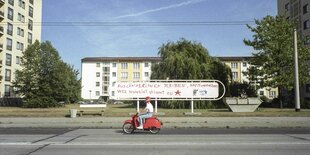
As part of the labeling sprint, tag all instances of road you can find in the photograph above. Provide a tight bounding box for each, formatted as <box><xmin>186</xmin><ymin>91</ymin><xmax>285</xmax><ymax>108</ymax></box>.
<box><xmin>1</xmin><ymin>128</ymin><xmax>310</xmax><ymax>155</ymax></box>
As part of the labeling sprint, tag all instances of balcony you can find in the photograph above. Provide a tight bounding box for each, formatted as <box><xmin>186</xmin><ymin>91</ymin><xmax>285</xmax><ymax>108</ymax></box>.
<box><xmin>0</xmin><ymin>10</ymin><xmax>4</xmax><ymax>21</ymax></box>
<box><xmin>0</xmin><ymin>0</ymin><xmax>4</xmax><ymax>6</ymax></box>
<box><xmin>0</xmin><ymin>43</ymin><xmax>3</xmax><ymax>51</ymax></box>
<box><xmin>0</xmin><ymin>26</ymin><xmax>3</xmax><ymax>35</ymax></box>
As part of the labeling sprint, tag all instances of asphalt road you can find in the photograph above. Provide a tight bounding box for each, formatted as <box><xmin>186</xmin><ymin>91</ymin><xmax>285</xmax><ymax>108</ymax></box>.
<box><xmin>1</xmin><ymin>128</ymin><xmax>310</xmax><ymax>155</ymax></box>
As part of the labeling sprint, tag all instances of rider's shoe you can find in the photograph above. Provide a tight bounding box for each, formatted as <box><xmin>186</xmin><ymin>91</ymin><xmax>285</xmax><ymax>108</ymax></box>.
<box><xmin>137</xmin><ymin>126</ymin><xmax>143</xmax><ymax>129</ymax></box>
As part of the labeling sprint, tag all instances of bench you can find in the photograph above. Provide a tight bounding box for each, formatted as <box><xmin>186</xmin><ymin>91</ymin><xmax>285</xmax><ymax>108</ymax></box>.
<box><xmin>79</xmin><ymin>104</ymin><xmax>107</xmax><ymax>116</ymax></box>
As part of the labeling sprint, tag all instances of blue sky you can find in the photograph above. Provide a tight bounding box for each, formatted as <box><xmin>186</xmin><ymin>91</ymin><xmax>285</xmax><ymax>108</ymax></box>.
<box><xmin>42</xmin><ymin>0</ymin><xmax>276</xmax><ymax>72</ymax></box>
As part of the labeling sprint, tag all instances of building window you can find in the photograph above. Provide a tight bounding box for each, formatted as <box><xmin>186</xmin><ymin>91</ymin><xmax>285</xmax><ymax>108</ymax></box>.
<box><xmin>17</xmin><ymin>27</ymin><xmax>24</xmax><ymax>37</ymax></box>
<box><xmin>144</xmin><ymin>63</ymin><xmax>149</xmax><ymax>67</ymax></box>
<box><xmin>16</xmin><ymin>56</ymin><xmax>20</xmax><ymax>64</ymax></box>
<box><xmin>28</xmin><ymin>32</ymin><xmax>32</xmax><ymax>44</ymax></box>
<box><xmin>304</xmin><ymin>20</ymin><xmax>310</xmax><ymax>30</ymax></box>
<box><xmin>121</xmin><ymin>72</ymin><xmax>128</xmax><ymax>79</ymax></box>
<box><xmin>133</xmin><ymin>63</ymin><xmax>140</xmax><ymax>69</ymax></box>
<box><xmin>306</xmin><ymin>35</ymin><xmax>310</xmax><ymax>45</ymax></box>
<box><xmin>285</xmin><ymin>2</ymin><xmax>290</xmax><ymax>11</ymax></box>
<box><xmin>6</xmin><ymin>53</ymin><xmax>12</xmax><ymax>66</ymax></box>
<box><xmin>304</xmin><ymin>4</ymin><xmax>309</xmax><ymax>14</ymax></box>
<box><xmin>231</xmin><ymin>62</ymin><xmax>238</xmax><ymax>69</ymax></box>
<box><xmin>96</xmin><ymin>63</ymin><xmax>100</xmax><ymax>67</ymax></box>
<box><xmin>269</xmin><ymin>91</ymin><xmax>276</xmax><ymax>98</ymax></box>
<box><xmin>242</xmin><ymin>62</ymin><xmax>247</xmax><ymax>67</ymax></box>
<box><xmin>29</xmin><ymin>6</ymin><xmax>33</xmax><ymax>17</ymax></box>
<box><xmin>112</xmin><ymin>91</ymin><xmax>115</xmax><ymax>96</ymax></box>
<box><xmin>7</xmin><ymin>23</ymin><xmax>13</xmax><ymax>36</ymax></box>
<box><xmin>133</xmin><ymin>72</ymin><xmax>140</xmax><ymax>79</ymax></box>
<box><xmin>144</xmin><ymin>72</ymin><xmax>149</xmax><ymax>77</ymax></box>
<box><xmin>6</xmin><ymin>38</ymin><xmax>12</xmax><ymax>51</ymax></box>
<box><xmin>112</xmin><ymin>72</ymin><xmax>116</xmax><ymax>77</ymax></box>
<box><xmin>259</xmin><ymin>91</ymin><xmax>264</xmax><ymax>96</ymax></box>
<box><xmin>18</xmin><ymin>13</ymin><xmax>25</xmax><ymax>22</ymax></box>
<box><xmin>96</xmin><ymin>82</ymin><xmax>100</xmax><ymax>87</ymax></box>
<box><xmin>96</xmin><ymin>72</ymin><xmax>100</xmax><ymax>77</ymax></box>
<box><xmin>96</xmin><ymin>91</ymin><xmax>100</xmax><ymax>96</ymax></box>
<box><xmin>121</xmin><ymin>63</ymin><xmax>128</xmax><ymax>69</ymax></box>
<box><xmin>29</xmin><ymin>0</ymin><xmax>33</xmax><ymax>5</ymax></box>
<box><xmin>4</xmin><ymin>85</ymin><xmax>11</xmax><ymax>97</ymax></box>
<box><xmin>8</xmin><ymin>0</ymin><xmax>14</xmax><ymax>6</ymax></box>
<box><xmin>8</xmin><ymin>7</ymin><xmax>13</xmax><ymax>20</ymax></box>
<box><xmin>232</xmin><ymin>72</ymin><xmax>238</xmax><ymax>80</ymax></box>
<box><xmin>28</xmin><ymin>19</ymin><xmax>33</xmax><ymax>31</ymax></box>
<box><xmin>5</xmin><ymin>69</ymin><xmax>11</xmax><ymax>81</ymax></box>
<box><xmin>103</xmin><ymin>86</ymin><xmax>108</xmax><ymax>93</ymax></box>
<box><xmin>112</xmin><ymin>63</ymin><xmax>116</xmax><ymax>67</ymax></box>
<box><xmin>18</xmin><ymin>0</ymin><xmax>25</xmax><ymax>9</ymax></box>
<box><xmin>17</xmin><ymin>42</ymin><xmax>24</xmax><ymax>51</ymax></box>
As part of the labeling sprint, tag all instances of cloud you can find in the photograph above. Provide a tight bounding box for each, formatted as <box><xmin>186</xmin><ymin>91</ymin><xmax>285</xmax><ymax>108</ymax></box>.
<box><xmin>110</xmin><ymin>0</ymin><xmax>205</xmax><ymax>20</ymax></box>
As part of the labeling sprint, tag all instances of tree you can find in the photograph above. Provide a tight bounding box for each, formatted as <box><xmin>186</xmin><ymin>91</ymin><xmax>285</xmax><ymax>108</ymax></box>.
<box><xmin>14</xmin><ymin>40</ymin><xmax>81</xmax><ymax>108</ymax></box>
<box><xmin>244</xmin><ymin>15</ymin><xmax>310</xmax><ymax>105</ymax></box>
<box><xmin>151</xmin><ymin>38</ymin><xmax>231</xmax><ymax>108</ymax></box>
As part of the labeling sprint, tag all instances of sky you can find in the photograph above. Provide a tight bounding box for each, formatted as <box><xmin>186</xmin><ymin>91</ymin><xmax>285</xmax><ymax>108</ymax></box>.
<box><xmin>41</xmin><ymin>0</ymin><xmax>277</xmax><ymax>73</ymax></box>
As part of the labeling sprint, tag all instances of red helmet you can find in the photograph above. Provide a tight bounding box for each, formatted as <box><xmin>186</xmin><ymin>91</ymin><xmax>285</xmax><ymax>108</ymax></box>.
<box><xmin>145</xmin><ymin>96</ymin><xmax>151</xmax><ymax>102</ymax></box>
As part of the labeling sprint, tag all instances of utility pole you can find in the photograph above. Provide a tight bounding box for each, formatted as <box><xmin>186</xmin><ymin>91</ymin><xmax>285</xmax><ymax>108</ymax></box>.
<box><xmin>293</xmin><ymin>28</ymin><xmax>300</xmax><ymax>112</ymax></box>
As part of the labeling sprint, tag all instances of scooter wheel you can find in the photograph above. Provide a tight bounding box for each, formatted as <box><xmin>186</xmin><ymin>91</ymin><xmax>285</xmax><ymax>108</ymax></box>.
<box><xmin>149</xmin><ymin>127</ymin><xmax>160</xmax><ymax>134</ymax></box>
<box><xmin>122</xmin><ymin>122</ymin><xmax>134</xmax><ymax>134</ymax></box>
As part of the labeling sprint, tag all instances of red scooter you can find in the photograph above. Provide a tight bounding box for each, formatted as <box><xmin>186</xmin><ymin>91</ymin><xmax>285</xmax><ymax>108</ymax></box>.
<box><xmin>122</xmin><ymin>113</ymin><xmax>163</xmax><ymax>134</ymax></box>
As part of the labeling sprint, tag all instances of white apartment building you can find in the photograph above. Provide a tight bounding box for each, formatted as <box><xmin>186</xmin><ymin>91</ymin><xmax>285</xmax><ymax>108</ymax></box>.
<box><xmin>0</xmin><ymin>0</ymin><xmax>42</xmax><ymax>97</ymax></box>
<box><xmin>81</xmin><ymin>57</ymin><xmax>161</xmax><ymax>100</ymax></box>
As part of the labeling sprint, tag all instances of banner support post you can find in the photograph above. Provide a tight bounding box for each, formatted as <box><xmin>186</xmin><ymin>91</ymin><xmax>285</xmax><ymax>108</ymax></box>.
<box><xmin>155</xmin><ymin>98</ymin><xmax>158</xmax><ymax>114</ymax></box>
<box><xmin>137</xmin><ymin>100</ymin><xmax>139</xmax><ymax>112</ymax></box>
<box><xmin>191</xmin><ymin>99</ymin><xmax>194</xmax><ymax>113</ymax></box>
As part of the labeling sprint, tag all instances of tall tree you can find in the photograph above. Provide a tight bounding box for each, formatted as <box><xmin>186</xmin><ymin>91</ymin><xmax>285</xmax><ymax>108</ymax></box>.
<box><xmin>14</xmin><ymin>40</ymin><xmax>81</xmax><ymax>108</ymax></box>
<box><xmin>244</xmin><ymin>16</ymin><xmax>310</xmax><ymax>104</ymax></box>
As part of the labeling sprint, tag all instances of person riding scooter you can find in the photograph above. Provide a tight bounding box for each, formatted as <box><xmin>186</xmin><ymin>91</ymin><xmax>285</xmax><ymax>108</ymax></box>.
<box><xmin>137</xmin><ymin>96</ymin><xmax>154</xmax><ymax>129</ymax></box>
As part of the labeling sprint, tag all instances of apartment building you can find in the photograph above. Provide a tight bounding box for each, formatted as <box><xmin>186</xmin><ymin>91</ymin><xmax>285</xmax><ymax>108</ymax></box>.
<box><xmin>0</xmin><ymin>0</ymin><xmax>42</xmax><ymax>97</ymax></box>
<box><xmin>218</xmin><ymin>56</ymin><xmax>278</xmax><ymax>99</ymax></box>
<box><xmin>81</xmin><ymin>57</ymin><xmax>161</xmax><ymax>100</ymax></box>
<box><xmin>278</xmin><ymin>0</ymin><xmax>310</xmax><ymax>103</ymax></box>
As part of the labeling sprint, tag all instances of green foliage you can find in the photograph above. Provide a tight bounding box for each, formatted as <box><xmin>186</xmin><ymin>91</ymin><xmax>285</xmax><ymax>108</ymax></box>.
<box><xmin>244</xmin><ymin>15</ymin><xmax>310</xmax><ymax>90</ymax></box>
<box><xmin>13</xmin><ymin>40</ymin><xmax>81</xmax><ymax>108</ymax></box>
<box><xmin>151</xmin><ymin>38</ymin><xmax>231</xmax><ymax>109</ymax></box>
<box><xmin>229</xmin><ymin>82</ymin><xmax>257</xmax><ymax>97</ymax></box>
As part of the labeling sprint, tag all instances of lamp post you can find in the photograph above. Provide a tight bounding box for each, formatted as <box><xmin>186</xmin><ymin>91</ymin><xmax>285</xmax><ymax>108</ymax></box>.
<box><xmin>293</xmin><ymin>28</ymin><xmax>300</xmax><ymax>112</ymax></box>
<box><xmin>89</xmin><ymin>90</ymin><xmax>92</xmax><ymax>99</ymax></box>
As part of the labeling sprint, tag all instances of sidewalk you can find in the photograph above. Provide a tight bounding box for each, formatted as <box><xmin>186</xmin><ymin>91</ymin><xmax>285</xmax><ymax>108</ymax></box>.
<box><xmin>0</xmin><ymin>117</ymin><xmax>310</xmax><ymax>128</ymax></box>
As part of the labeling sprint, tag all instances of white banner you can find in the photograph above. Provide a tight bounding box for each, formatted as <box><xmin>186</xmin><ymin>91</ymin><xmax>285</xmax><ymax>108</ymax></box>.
<box><xmin>112</xmin><ymin>81</ymin><xmax>219</xmax><ymax>99</ymax></box>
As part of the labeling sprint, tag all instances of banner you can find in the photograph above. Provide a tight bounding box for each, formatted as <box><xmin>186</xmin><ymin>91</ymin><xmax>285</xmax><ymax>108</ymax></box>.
<box><xmin>112</xmin><ymin>81</ymin><xmax>219</xmax><ymax>99</ymax></box>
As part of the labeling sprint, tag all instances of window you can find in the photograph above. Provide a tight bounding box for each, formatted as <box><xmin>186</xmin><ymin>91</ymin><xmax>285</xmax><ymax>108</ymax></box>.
<box><xmin>242</xmin><ymin>62</ymin><xmax>247</xmax><ymax>67</ymax></box>
<box><xmin>17</xmin><ymin>27</ymin><xmax>24</xmax><ymax>37</ymax></box>
<box><xmin>232</xmin><ymin>72</ymin><xmax>238</xmax><ymax>80</ymax></box>
<box><xmin>28</xmin><ymin>19</ymin><xmax>33</xmax><ymax>30</ymax></box>
<box><xmin>29</xmin><ymin>0</ymin><xmax>33</xmax><ymax>5</ymax></box>
<box><xmin>96</xmin><ymin>63</ymin><xmax>100</xmax><ymax>67</ymax></box>
<box><xmin>303</xmin><ymin>4</ymin><xmax>309</xmax><ymax>14</ymax></box>
<box><xmin>231</xmin><ymin>62</ymin><xmax>238</xmax><ymax>69</ymax></box>
<box><xmin>112</xmin><ymin>72</ymin><xmax>116</xmax><ymax>77</ymax></box>
<box><xmin>7</xmin><ymin>23</ymin><xmax>13</xmax><ymax>36</ymax></box>
<box><xmin>96</xmin><ymin>82</ymin><xmax>100</xmax><ymax>87</ymax></box>
<box><xmin>96</xmin><ymin>91</ymin><xmax>100</xmax><ymax>96</ymax></box>
<box><xmin>269</xmin><ymin>91</ymin><xmax>276</xmax><ymax>98</ymax></box>
<box><xmin>133</xmin><ymin>72</ymin><xmax>140</xmax><ymax>79</ymax></box>
<box><xmin>18</xmin><ymin>0</ymin><xmax>25</xmax><ymax>9</ymax></box>
<box><xmin>8</xmin><ymin>7</ymin><xmax>13</xmax><ymax>20</ymax></box>
<box><xmin>121</xmin><ymin>63</ymin><xmax>128</xmax><ymax>69</ymax></box>
<box><xmin>285</xmin><ymin>3</ymin><xmax>290</xmax><ymax>11</ymax></box>
<box><xmin>103</xmin><ymin>86</ymin><xmax>108</xmax><ymax>93</ymax></box>
<box><xmin>28</xmin><ymin>6</ymin><xmax>33</xmax><ymax>18</ymax></box>
<box><xmin>144</xmin><ymin>72</ymin><xmax>149</xmax><ymax>77</ymax></box>
<box><xmin>144</xmin><ymin>62</ymin><xmax>149</xmax><ymax>67</ymax></box>
<box><xmin>28</xmin><ymin>33</ymin><xmax>33</xmax><ymax>44</ymax></box>
<box><xmin>306</xmin><ymin>35</ymin><xmax>310</xmax><ymax>45</ymax></box>
<box><xmin>121</xmin><ymin>72</ymin><xmax>128</xmax><ymax>79</ymax></box>
<box><xmin>304</xmin><ymin>20</ymin><xmax>310</xmax><ymax>30</ymax></box>
<box><xmin>96</xmin><ymin>72</ymin><xmax>100</xmax><ymax>77</ymax></box>
<box><xmin>112</xmin><ymin>91</ymin><xmax>115</xmax><ymax>96</ymax></box>
<box><xmin>6</xmin><ymin>38</ymin><xmax>12</xmax><ymax>50</ymax></box>
<box><xmin>6</xmin><ymin>53</ymin><xmax>12</xmax><ymax>66</ymax></box>
<box><xmin>18</xmin><ymin>13</ymin><xmax>25</xmax><ymax>22</ymax></box>
<box><xmin>5</xmin><ymin>69</ymin><xmax>11</xmax><ymax>81</ymax></box>
<box><xmin>8</xmin><ymin>0</ymin><xmax>14</xmax><ymax>6</ymax></box>
<box><xmin>133</xmin><ymin>63</ymin><xmax>140</xmax><ymax>69</ymax></box>
<box><xmin>4</xmin><ymin>85</ymin><xmax>11</xmax><ymax>97</ymax></box>
<box><xmin>259</xmin><ymin>91</ymin><xmax>264</xmax><ymax>96</ymax></box>
<box><xmin>112</xmin><ymin>63</ymin><xmax>116</xmax><ymax>67</ymax></box>
<box><xmin>17</xmin><ymin>42</ymin><xmax>24</xmax><ymax>51</ymax></box>
<box><xmin>16</xmin><ymin>56</ymin><xmax>20</xmax><ymax>64</ymax></box>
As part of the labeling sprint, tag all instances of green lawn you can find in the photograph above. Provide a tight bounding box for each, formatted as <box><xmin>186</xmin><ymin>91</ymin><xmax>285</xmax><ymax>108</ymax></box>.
<box><xmin>0</xmin><ymin>104</ymin><xmax>310</xmax><ymax>117</ymax></box>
